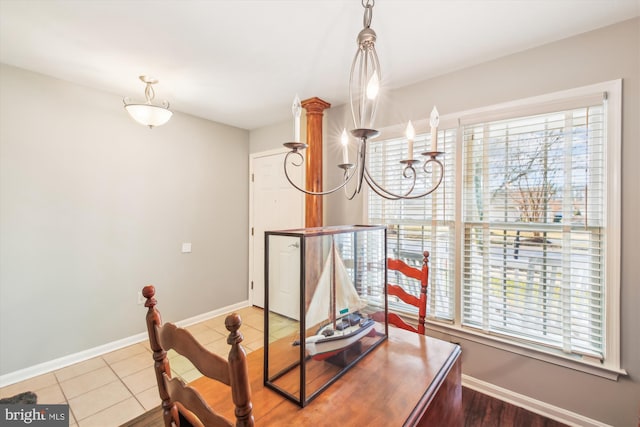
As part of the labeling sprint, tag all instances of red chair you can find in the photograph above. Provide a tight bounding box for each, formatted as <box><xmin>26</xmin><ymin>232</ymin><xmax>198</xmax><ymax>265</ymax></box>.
<box><xmin>384</xmin><ymin>251</ymin><xmax>430</xmax><ymax>334</ymax></box>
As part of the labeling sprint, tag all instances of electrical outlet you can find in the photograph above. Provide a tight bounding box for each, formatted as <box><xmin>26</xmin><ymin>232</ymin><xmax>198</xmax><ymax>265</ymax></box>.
<box><xmin>137</xmin><ymin>291</ymin><xmax>145</xmax><ymax>305</ymax></box>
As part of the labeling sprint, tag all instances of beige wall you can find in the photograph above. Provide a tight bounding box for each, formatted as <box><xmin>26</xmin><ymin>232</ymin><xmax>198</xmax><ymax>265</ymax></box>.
<box><xmin>249</xmin><ymin>115</ymin><xmax>305</xmax><ymax>155</ymax></box>
<box><xmin>0</xmin><ymin>64</ymin><xmax>250</xmax><ymax>376</ymax></box>
<box><xmin>323</xmin><ymin>18</ymin><xmax>639</xmax><ymax>426</ymax></box>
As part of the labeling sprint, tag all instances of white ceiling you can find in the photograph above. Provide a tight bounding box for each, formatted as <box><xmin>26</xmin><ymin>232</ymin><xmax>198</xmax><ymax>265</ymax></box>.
<box><xmin>1</xmin><ymin>0</ymin><xmax>638</xmax><ymax>130</ymax></box>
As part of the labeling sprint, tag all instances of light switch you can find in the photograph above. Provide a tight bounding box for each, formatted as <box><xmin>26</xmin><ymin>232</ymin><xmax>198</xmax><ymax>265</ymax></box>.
<box><xmin>181</xmin><ymin>243</ymin><xmax>192</xmax><ymax>253</ymax></box>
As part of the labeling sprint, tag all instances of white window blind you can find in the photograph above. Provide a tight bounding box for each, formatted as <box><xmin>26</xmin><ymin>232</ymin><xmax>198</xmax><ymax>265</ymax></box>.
<box><xmin>462</xmin><ymin>104</ymin><xmax>606</xmax><ymax>357</ymax></box>
<box><xmin>365</xmin><ymin>81</ymin><xmax>621</xmax><ymax>373</ymax></box>
<box><xmin>368</xmin><ymin>129</ymin><xmax>456</xmax><ymax>322</ymax></box>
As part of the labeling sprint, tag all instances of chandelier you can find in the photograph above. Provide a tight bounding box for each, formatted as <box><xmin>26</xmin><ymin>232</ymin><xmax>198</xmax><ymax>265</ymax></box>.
<box><xmin>123</xmin><ymin>76</ymin><xmax>172</xmax><ymax>129</ymax></box>
<box><xmin>283</xmin><ymin>0</ymin><xmax>444</xmax><ymax>200</ymax></box>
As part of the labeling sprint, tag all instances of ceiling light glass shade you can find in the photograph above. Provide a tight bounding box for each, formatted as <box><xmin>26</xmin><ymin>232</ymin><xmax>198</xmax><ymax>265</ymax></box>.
<box><xmin>123</xmin><ymin>76</ymin><xmax>172</xmax><ymax>129</ymax></box>
<box><xmin>349</xmin><ymin>0</ymin><xmax>381</xmax><ymax>130</ymax></box>
<box><xmin>124</xmin><ymin>103</ymin><xmax>173</xmax><ymax>128</ymax></box>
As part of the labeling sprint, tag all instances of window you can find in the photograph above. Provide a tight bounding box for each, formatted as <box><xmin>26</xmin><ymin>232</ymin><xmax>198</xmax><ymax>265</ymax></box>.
<box><xmin>368</xmin><ymin>124</ymin><xmax>457</xmax><ymax>322</ymax></box>
<box><xmin>367</xmin><ymin>81</ymin><xmax>622</xmax><ymax>377</ymax></box>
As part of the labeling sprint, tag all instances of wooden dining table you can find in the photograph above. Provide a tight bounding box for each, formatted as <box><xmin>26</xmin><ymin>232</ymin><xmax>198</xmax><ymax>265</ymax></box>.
<box><xmin>190</xmin><ymin>326</ymin><xmax>461</xmax><ymax>426</ymax></box>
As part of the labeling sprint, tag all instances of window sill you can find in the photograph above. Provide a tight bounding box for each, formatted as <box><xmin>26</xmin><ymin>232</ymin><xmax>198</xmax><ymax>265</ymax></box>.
<box><xmin>423</xmin><ymin>320</ymin><xmax>627</xmax><ymax>381</ymax></box>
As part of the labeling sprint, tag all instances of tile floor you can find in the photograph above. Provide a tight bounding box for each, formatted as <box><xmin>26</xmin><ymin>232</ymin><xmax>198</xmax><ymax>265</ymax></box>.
<box><xmin>0</xmin><ymin>306</ymin><xmax>272</xmax><ymax>427</ymax></box>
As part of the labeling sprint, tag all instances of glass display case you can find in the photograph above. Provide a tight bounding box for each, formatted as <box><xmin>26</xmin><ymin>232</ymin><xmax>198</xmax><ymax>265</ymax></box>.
<box><xmin>264</xmin><ymin>225</ymin><xmax>388</xmax><ymax>407</ymax></box>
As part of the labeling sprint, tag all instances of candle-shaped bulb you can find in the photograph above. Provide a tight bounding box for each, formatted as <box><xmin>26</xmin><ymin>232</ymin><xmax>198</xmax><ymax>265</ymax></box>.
<box><xmin>406</xmin><ymin>120</ymin><xmax>416</xmax><ymax>140</ymax></box>
<box><xmin>406</xmin><ymin>120</ymin><xmax>415</xmax><ymax>161</ymax></box>
<box><xmin>430</xmin><ymin>106</ymin><xmax>439</xmax><ymax>151</ymax></box>
<box><xmin>341</xmin><ymin>128</ymin><xmax>349</xmax><ymax>164</ymax></box>
<box><xmin>366</xmin><ymin>73</ymin><xmax>379</xmax><ymax>101</ymax></box>
<box><xmin>292</xmin><ymin>94</ymin><xmax>301</xmax><ymax>142</ymax></box>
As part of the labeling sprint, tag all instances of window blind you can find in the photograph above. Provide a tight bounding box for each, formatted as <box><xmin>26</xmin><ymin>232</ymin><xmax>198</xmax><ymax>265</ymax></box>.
<box><xmin>461</xmin><ymin>105</ymin><xmax>606</xmax><ymax>357</ymax></box>
<box><xmin>368</xmin><ymin>129</ymin><xmax>456</xmax><ymax>321</ymax></box>
<box><xmin>363</xmin><ymin>81</ymin><xmax>621</xmax><ymax>372</ymax></box>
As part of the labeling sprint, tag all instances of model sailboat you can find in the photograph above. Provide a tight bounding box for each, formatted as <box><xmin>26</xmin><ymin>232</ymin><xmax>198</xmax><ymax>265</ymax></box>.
<box><xmin>298</xmin><ymin>238</ymin><xmax>376</xmax><ymax>358</ymax></box>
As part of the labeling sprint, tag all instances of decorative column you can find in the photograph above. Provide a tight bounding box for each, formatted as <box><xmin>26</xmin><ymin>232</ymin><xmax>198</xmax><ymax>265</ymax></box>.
<box><xmin>301</xmin><ymin>97</ymin><xmax>331</xmax><ymax>228</ymax></box>
<box><xmin>301</xmin><ymin>98</ymin><xmax>330</xmax><ymax>312</ymax></box>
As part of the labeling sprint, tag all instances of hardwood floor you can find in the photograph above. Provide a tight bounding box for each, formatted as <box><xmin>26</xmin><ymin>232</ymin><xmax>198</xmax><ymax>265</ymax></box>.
<box><xmin>463</xmin><ymin>387</ymin><xmax>569</xmax><ymax>427</ymax></box>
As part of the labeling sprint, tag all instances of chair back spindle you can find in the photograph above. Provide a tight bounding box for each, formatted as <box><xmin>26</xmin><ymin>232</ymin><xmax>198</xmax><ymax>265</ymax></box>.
<box><xmin>143</xmin><ymin>285</ymin><xmax>254</xmax><ymax>427</ymax></box>
<box><xmin>374</xmin><ymin>251</ymin><xmax>430</xmax><ymax>334</ymax></box>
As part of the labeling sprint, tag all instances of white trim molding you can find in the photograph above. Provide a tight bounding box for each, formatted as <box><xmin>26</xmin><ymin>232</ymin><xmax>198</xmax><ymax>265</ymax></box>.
<box><xmin>0</xmin><ymin>300</ymin><xmax>251</xmax><ymax>388</ymax></box>
<box><xmin>462</xmin><ymin>374</ymin><xmax>613</xmax><ymax>427</ymax></box>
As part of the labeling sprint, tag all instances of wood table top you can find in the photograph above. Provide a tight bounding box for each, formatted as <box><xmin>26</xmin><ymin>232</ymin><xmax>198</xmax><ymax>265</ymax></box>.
<box><xmin>190</xmin><ymin>327</ymin><xmax>461</xmax><ymax>426</ymax></box>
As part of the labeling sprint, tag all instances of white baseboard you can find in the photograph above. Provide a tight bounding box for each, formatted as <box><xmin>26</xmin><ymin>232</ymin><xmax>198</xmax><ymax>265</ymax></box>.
<box><xmin>0</xmin><ymin>300</ymin><xmax>252</xmax><ymax>388</ymax></box>
<box><xmin>0</xmin><ymin>333</ymin><xmax>148</xmax><ymax>388</ymax></box>
<box><xmin>173</xmin><ymin>300</ymin><xmax>251</xmax><ymax>329</ymax></box>
<box><xmin>462</xmin><ymin>374</ymin><xmax>612</xmax><ymax>427</ymax></box>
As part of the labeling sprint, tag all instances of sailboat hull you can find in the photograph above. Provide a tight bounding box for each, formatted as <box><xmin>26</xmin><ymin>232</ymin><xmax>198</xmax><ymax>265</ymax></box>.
<box><xmin>305</xmin><ymin>318</ymin><xmax>376</xmax><ymax>357</ymax></box>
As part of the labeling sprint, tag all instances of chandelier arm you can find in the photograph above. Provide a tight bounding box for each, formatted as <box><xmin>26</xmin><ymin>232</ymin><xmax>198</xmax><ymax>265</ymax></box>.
<box><xmin>401</xmin><ymin>165</ymin><xmax>418</xmax><ymax>195</ymax></box>
<box><xmin>402</xmin><ymin>157</ymin><xmax>446</xmax><ymax>199</ymax></box>
<box><xmin>362</xmin><ymin>169</ymin><xmax>401</xmax><ymax>200</ymax></box>
<box><xmin>283</xmin><ymin>151</ymin><xmax>358</xmax><ymax>196</ymax></box>
<box><xmin>340</xmin><ymin>140</ymin><xmax>367</xmax><ymax>200</ymax></box>
<box><xmin>362</xmin><ymin>166</ymin><xmax>411</xmax><ymax>200</ymax></box>
<box><xmin>341</xmin><ymin>134</ymin><xmax>375</xmax><ymax>200</ymax></box>
<box><xmin>363</xmin><ymin>157</ymin><xmax>445</xmax><ymax>200</ymax></box>
<box><xmin>343</xmin><ymin>169</ymin><xmax>360</xmax><ymax>200</ymax></box>
<box><xmin>361</xmin><ymin>142</ymin><xmax>417</xmax><ymax>199</ymax></box>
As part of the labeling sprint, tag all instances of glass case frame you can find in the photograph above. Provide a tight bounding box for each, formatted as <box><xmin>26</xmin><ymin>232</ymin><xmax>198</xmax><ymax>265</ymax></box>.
<box><xmin>263</xmin><ymin>225</ymin><xmax>388</xmax><ymax>407</ymax></box>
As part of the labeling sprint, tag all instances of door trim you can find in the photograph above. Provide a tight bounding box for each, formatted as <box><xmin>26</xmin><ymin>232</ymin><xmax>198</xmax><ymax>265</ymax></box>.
<box><xmin>248</xmin><ymin>148</ymin><xmax>305</xmax><ymax>307</ymax></box>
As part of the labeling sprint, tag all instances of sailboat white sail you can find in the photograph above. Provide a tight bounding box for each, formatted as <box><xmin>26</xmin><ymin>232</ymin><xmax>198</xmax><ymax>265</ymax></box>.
<box><xmin>305</xmin><ymin>241</ymin><xmax>364</xmax><ymax>328</ymax></box>
<box><xmin>302</xmin><ymin>238</ymin><xmax>376</xmax><ymax>357</ymax></box>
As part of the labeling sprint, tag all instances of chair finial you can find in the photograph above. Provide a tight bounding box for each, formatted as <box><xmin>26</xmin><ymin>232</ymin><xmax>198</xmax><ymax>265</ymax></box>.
<box><xmin>142</xmin><ymin>285</ymin><xmax>156</xmax><ymax>308</ymax></box>
<box><xmin>226</xmin><ymin>313</ymin><xmax>244</xmax><ymax>345</ymax></box>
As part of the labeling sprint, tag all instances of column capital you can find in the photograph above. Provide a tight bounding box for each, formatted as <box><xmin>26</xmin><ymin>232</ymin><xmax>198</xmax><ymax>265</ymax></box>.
<box><xmin>301</xmin><ymin>97</ymin><xmax>331</xmax><ymax>115</ymax></box>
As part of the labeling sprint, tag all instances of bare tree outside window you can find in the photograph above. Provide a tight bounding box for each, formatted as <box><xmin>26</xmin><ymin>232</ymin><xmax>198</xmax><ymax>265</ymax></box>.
<box><xmin>491</xmin><ymin>129</ymin><xmax>563</xmax><ymax>241</ymax></box>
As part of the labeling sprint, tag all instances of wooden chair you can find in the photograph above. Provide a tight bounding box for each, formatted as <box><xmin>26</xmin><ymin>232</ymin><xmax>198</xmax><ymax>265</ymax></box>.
<box><xmin>142</xmin><ymin>285</ymin><xmax>254</xmax><ymax>427</ymax></box>
<box><xmin>378</xmin><ymin>251</ymin><xmax>430</xmax><ymax>334</ymax></box>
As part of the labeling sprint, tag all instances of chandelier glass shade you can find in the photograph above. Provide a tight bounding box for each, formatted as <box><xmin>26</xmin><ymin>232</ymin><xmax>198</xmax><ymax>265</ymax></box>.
<box><xmin>349</xmin><ymin>0</ymin><xmax>380</xmax><ymax>130</ymax></box>
<box><xmin>283</xmin><ymin>0</ymin><xmax>444</xmax><ymax>200</ymax></box>
<box><xmin>123</xmin><ymin>76</ymin><xmax>172</xmax><ymax>129</ymax></box>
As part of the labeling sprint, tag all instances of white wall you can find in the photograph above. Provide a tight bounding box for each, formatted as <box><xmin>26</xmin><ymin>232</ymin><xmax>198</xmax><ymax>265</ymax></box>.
<box><xmin>323</xmin><ymin>18</ymin><xmax>639</xmax><ymax>426</ymax></box>
<box><xmin>0</xmin><ymin>64</ymin><xmax>250</xmax><ymax>376</ymax></box>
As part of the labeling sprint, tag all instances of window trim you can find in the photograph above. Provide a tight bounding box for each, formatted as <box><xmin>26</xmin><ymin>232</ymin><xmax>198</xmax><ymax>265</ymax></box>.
<box><xmin>365</xmin><ymin>80</ymin><xmax>624</xmax><ymax>379</ymax></box>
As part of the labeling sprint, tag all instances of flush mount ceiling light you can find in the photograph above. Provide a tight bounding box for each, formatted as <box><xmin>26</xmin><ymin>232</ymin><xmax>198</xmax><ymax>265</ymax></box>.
<box><xmin>123</xmin><ymin>76</ymin><xmax>172</xmax><ymax>129</ymax></box>
<box><xmin>283</xmin><ymin>0</ymin><xmax>444</xmax><ymax>200</ymax></box>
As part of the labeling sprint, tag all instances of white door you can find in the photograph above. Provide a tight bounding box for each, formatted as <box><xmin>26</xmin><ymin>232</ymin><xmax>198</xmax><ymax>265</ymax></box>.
<box><xmin>267</xmin><ymin>235</ymin><xmax>301</xmax><ymax>319</ymax></box>
<box><xmin>250</xmin><ymin>149</ymin><xmax>304</xmax><ymax>309</ymax></box>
